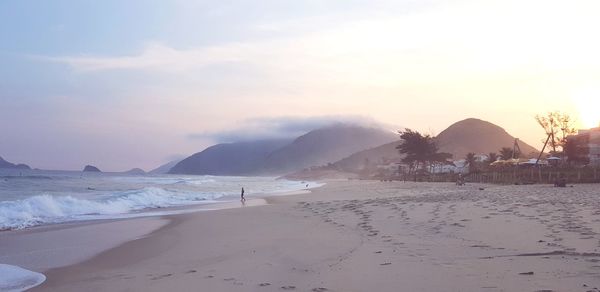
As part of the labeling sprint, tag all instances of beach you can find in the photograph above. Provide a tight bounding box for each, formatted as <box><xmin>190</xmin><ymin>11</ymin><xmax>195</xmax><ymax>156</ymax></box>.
<box><xmin>9</xmin><ymin>180</ymin><xmax>600</xmax><ymax>291</ymax></box>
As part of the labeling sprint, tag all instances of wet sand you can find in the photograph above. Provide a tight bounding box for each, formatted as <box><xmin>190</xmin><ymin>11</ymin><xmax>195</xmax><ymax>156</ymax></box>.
<box><xmin>0</xmin><ymin>197</ymin><xmax>271</xmax><ymax>273</ymax></box>
<box><xmin>33</xmin><ymin>180</ymin><xmax>600</xmax><ymax>291</ymax></box>
<box><xmin>0</xmin><ymin>217</ymin><xmax>169</xmax><ymax>272</ymax></box>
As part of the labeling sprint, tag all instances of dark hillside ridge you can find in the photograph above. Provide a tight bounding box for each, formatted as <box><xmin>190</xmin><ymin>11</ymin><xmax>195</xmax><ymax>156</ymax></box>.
<box><xmin>434</xmin><ymin>118</ymin><xmax>538</xmax><ymax>159</ymax></box>
<box><xmin>170</xmin><ymin>124</ymin><xmax>397</xmax><ymax>175</ymax></box>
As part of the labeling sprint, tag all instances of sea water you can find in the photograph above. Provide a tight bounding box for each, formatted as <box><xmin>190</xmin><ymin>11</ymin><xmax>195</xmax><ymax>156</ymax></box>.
<box><xmin>0</xmin><ymin>170</ymin><xmax>318</xmax><ymax>291</ymax></box>
<box><xmin>0</xmin><ymin>264</ymin><xmax>46</xmax><ymax>291</ymax></box>
<box><xmin>0</xmin><ymin>169</ymin><xmax>318</xmax><ymax>230</ymax></box>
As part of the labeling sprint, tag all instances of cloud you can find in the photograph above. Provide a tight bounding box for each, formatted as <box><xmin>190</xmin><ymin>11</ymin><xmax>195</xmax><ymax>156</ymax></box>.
<box><xmin>42</xmin><ymin>42</ymin><xmax>253</xmax><ymax>72</ymax></box>
<box><xmin>189</xmin><ymin>115</ymin><xmax>391</xmax><ymax>143</ymax></box>
<box><xmin>41</xmin><ymin>0</ymin><xmax>600</xmax><ymax>94</ymax></box>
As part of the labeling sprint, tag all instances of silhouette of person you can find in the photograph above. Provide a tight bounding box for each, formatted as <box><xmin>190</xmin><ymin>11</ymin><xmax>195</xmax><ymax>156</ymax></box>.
<box><xmin>456</xmin><ymin>173</ymin><xmax>465</xmax><ymax>186</ymax></box>
<box><xmin>241</xmin><ymin>187</ymin><xmax>245</xmax><ymax>201</ymax></box>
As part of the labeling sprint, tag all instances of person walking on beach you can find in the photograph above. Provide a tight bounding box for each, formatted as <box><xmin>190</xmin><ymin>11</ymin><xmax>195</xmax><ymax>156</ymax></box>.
<box><xmin>241</xmin><ymin>187</ymin><xmax>245</xmax><ymax>201</ymax></box>
<box><xmin>456</xmin><ymin>173</ymin><xmax>465</xmax><ymax>186</ymax></box>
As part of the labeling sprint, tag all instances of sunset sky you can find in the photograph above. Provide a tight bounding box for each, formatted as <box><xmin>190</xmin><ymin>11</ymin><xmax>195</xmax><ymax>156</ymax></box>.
<box><xmin>1</xmin><ymin>0</ymin><xmax>599</xmax><ymax>171</ymax></box>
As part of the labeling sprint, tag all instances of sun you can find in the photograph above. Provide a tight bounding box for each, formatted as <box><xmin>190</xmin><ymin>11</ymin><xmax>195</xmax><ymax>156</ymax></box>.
<box><xmin>572</xmin><ymin>88</ymin><xmax>600</xmax><ymax>129</ymax></box>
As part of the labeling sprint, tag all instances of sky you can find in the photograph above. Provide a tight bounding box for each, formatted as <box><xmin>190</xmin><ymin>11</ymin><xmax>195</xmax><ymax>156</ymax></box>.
<box><xmin>1</xmin><ymin>0</ymin><xmax>599</xmax><ymax>171</ymax></box>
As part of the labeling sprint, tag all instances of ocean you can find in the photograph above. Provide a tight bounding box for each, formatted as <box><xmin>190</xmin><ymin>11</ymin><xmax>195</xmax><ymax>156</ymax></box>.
<box><xmin>0</xmin><ymin>169</ymin><xmax>318</xmax><ymax>230</ymax></box>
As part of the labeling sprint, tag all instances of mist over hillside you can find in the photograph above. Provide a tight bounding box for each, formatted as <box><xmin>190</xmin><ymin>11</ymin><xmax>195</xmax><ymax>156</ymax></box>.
<box><xmin>286</xmin><ymin>118</ymin><xmax>540</xmax><ymax>179</ymax></box>
<box><xmin>169</xmin><ymin>124</ymin><xmax>397</xmax><ymax>176</ymax></box>
<box><xmin>260</xmin><ymin>125</ymin><xmax>397</xmax><ymax>174</ymax></box>
<box><xmin>169</xmin><ymin>139</ymin><xmax>293</xmax><ymax>175</ymax></box>
<box><xmin>149</xmin><ymin>159</ymin><xmax>183</xmax><ymax>174</ymax></box>
<box><xmin>161</xmin><ymin>118</ymin><xmax>540</xmax><ymax>177</ymax></box>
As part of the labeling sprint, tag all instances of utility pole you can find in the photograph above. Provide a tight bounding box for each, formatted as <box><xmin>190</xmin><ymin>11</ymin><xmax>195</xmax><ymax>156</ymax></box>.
<box><xmin>535</xmin><ymin>133</ymin><xmax>552</xmax><ymax>167</ymax></box>
<box><xmin>512</xmin><ymin>138</ymin><xmax>522</xmax><ymax>159</ymax></box>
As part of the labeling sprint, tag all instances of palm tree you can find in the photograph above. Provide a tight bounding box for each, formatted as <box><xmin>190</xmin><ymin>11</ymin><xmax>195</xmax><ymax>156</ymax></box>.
<box><xmin>487</xmin><ymin>152</ymin><xmax>498</xmax><ymax>164</ymax></box>
<box><xmin>499</xmin><ymin>147</ymin><xmax>514</xmax><ymax>160</ymax></box>
<box><xmin>397</xmin><ymin>128</ymin><xmax>447</xmax><ymax>181</ymax></box>
<box><xmin>465</xmin><ymin>152</ymin><xmax>477</xmax><ymax>173</ymax></box>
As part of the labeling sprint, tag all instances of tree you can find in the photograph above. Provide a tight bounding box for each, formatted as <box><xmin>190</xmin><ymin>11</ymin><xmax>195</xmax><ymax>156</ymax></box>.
<box><xmin>429</xmin><ymin>152</ymin><xmax>454</xmax><ymax>173</ymax></box>
<box><xmin>397</xmin><ymin>129</ymin><xmax>434</xmax><ymax>172</ymax></box>
<box><xmin>396</xmin><ymin>129</ymin><xmax>450</xmax><ymax>180</ymax></box>
<box><xmin>487</xmin><ymin>152</ymin><xmax>499</xmax><ymax>164</ymax></box>
<box><xmin>499</xmin><ymin>147</ymin><xmax>515</xmax><ymax>160</ymax></box>
<box><xmin>431</xmin><ymin>152</ymin><xmax>453</xmax><ymax>164</ymax></box>
<box><xmin>535</xmin><ymin>112</ymin><xmax>577</xmax><ymax>155</ymax></box>
<box><xmin>465</xmin><ymin>152</ymin><xmax>477</xmax><ymax>173</ymax></box>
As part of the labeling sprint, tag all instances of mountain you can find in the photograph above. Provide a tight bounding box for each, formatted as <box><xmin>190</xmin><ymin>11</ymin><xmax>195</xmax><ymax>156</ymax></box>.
<box><xmin>169</xmin><ymin>124</ymin><xmax>397</xmax><ymax>176</ymax></box>
<box><xmin>0</xmin><ymin>156</ymin><xmax>31</xmax><ymax>170</ymax></box>
<box><xmin>169</xmin><ymin>139</ymin><xmax>293</xmax><ymax>175</ymax></box>
<box><xmin>331</xmin><ymin>140</ymin><xmax>401</xmax><ymax>172</ymax></box>
<box><xmin>149</xmin><ymin>159</ymin><xmax>182</xmax><ymax>174</ymax></box>
<box><xmin>282</xmin><ymin>140</ymin><xmax>402</xmax><ymax>180</ymax></box>
<box><xmin>83</xmin><ymin>165</ymin><xmax>101</xmax><ymax>172</ymax></box>
<box><xmin>261</xmin><ymin>125</ymin><xmax>397</xmax><ymax>174</ymax></box>
<box><xmin>434</xmin><ymin>118</ymin><xmax>538</xmax><ymax>159</ymax></box>
<box><xmin>286</xmin><ymin>118</ymin><xmax>540</xmax><ymax>179</ymax></box>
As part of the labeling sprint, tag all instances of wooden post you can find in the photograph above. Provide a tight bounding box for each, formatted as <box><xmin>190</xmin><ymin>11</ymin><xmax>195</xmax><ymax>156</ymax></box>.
<box><xmin>530</xmin><ymin>169</ymin><xmax>533</xmax><ymax>180</ymax></box>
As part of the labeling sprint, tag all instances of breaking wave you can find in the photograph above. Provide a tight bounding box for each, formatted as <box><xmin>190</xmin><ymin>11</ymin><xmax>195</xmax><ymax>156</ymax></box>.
<box><xmin>0</xmin><ymin>187</ymin><xmax>222</xmax><ymax>230</ymax></box>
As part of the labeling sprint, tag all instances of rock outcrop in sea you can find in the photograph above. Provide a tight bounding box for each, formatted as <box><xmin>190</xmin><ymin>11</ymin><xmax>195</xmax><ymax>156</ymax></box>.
<box><xmin>83</xmin><ymin>165</ymin><xmax>101</xmax><ymax>172</ymax></box>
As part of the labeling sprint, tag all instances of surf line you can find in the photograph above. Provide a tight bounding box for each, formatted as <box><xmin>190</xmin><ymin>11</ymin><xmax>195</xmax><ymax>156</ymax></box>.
<box><xmin>0</xmin><ymin>264</ymin><xmax>46</xmax><ymax>292</ymax></box>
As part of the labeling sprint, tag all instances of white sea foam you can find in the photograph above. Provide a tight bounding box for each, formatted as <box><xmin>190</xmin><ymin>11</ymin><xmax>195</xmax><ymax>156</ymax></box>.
<box><xmin>0</xmin><ymin>176</ymin><xmax>322</xmax><ymax>230</ymax></box>
<box><xmin>0</xmin><ymin>264</ymin><xmax>46</xmax><ymax>292</ymax></box>
<box><xmin>0</xmin><ymin>187</ymin><xmax>222</xmax><ymax>230</ymax></box>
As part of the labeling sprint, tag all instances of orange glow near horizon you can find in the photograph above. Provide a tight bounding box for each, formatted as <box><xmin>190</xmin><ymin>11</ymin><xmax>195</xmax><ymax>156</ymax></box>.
<box><xmin>572</xmin><ymin>89</ymin><xmax>600</xmax><ymax>129</ymax></box>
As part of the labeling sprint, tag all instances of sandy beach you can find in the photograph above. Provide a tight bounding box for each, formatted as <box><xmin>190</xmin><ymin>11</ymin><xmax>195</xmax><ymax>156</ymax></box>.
<box><xmin>17</xmin><ymin>180</ymin><xmax>600</xmax><ymax>292</ymax></box>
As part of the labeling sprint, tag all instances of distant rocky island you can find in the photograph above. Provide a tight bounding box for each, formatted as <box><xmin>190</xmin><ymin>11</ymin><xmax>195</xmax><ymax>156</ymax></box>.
<box><xmin>123</xmin><ymin>168</ymin><xmax>146</xmax><ymax>175</ymax></box>
<box><xmin>83</xmin><ymin>165</ymin><xmax>101</xmax><ymax>172</ymax></box>
<box><xmin>0</xmin><ymin>156</ymin><xmax>31</xmax><ymax>170</ymax></box>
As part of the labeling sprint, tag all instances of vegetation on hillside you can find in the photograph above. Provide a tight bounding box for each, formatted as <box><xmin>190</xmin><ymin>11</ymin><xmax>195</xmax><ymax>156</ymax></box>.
<box><xmin>396</xmin><ymin>129</ymin><xmax>452</xmax><ymax>180</ymax></box>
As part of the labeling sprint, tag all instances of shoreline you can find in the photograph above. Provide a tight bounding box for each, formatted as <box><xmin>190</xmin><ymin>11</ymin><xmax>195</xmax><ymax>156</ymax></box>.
<box><xmin>34</xmin><ymin>183</ymin><xmax>344</xmax><ymax>291</ymax></box>
<box><xmin>16</xmin><ymin>180</ymin><xmax>600</xmax><ymax>291</ymax></box>
<box><xmin>0</xmin><ymin>187</ymin><xmax>316</xmax><ymax>276</ymax></box>
<box><xmin>0</xmin><ymin>187</ymin><xmax>314</xmax><ymax>235</ymax></box>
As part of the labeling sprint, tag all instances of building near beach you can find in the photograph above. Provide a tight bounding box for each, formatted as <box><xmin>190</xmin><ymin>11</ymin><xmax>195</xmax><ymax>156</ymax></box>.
<box><xmin>567</xmin><ymin>126</ymin><xmax>600</xmax><ymax>166</ymax></box>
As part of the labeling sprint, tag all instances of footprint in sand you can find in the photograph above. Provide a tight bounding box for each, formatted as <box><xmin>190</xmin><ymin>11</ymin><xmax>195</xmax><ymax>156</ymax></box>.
<box><xmin>259</xmin><ymin>282</ymin><xmax>271</xmax><ymax>287</ymax></box>
<box><xmin>150</xmin><ymin>273</ymin><xmax>173</xmax><ymax>280</ymax></box>
<box><xmin>312</xmin><ymin>288</ymin><xmax>329</xmax><ymax>292</ymax></box>
<box><xmin>281</xmin><ymin>285</ymin><xmax>296</xmax><ymax>290</ymax></box>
